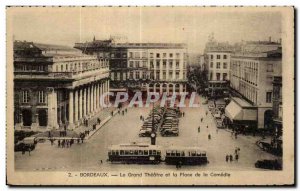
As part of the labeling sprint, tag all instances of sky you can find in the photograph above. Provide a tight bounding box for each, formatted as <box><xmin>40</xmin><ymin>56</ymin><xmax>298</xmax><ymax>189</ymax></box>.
<box><xmin>8</xmin><ymin>7</ymin><xmax>282</xmax><ymax>53</ymax></box>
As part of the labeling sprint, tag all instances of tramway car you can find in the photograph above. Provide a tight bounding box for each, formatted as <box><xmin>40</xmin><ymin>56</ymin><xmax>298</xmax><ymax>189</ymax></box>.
<box><xmin>108</xmin><ymin>143</ymin><xmax>162</xmax><ymax>164</ymax></box>
<box><xmin>165</xmin><ymin>147</ymin><xmax>208</xmax><ymax>165</ymax></box>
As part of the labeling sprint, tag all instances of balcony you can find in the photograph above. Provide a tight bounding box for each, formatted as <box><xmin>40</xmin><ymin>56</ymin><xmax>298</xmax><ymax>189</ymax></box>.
<box><xmin>14</xmin><ymin>57</ymin><xmax>53</xmax><ymax>63</ymax></box>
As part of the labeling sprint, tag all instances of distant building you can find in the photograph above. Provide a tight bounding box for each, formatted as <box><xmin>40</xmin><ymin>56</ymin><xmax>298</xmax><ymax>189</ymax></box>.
<box><xmin>14</xmin><ymin>41</ymin><xmax>110</xmax><ymax>131</ymax></box>
<box><xmin>226</xmin><ymin>39</ymin><xmax>282</xmax><ymax>129</ymax></box>
<box><xmin>74</xmin><ymin>38</ymin><xmax>188</xmax><ymax>97</ymax></box>
<box><xmin>204</xmin><ymin>36</ymin><xmax>233</xmax><ymax>97</ymax></box>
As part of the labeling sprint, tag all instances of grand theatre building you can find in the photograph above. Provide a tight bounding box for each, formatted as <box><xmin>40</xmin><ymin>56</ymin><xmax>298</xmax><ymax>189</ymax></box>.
<box><xmin>74</xmin><ymin>37</ymin><xmax>188</xmax><ymax>98</ymax></box>
<box><xmin>13</xmin><ymin>41</ymin><xmax>110</xmax><ymax>131</ymax></box>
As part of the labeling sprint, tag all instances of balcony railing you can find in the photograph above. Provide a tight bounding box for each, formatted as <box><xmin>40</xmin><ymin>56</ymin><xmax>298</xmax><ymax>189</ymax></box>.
<box><xmin>14</xmin><ymin>57</ymin><xmax>53</xmax><ymax>63</ymax></box>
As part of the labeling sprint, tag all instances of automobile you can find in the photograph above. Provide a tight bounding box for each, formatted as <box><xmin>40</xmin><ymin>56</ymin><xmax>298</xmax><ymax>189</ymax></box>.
<box><xmin>255</xmin><ymin>159</ymin><xmax>282</xmax><ymax>170</ymax></box>
<box><xmin>161</xmin><ymin>129</ymin><xmax>179</xmax><ymax>136</ymax></box>
<box><xmin>139</xmin><ymin>129</ymin><xmax>152</xmax><ymax>137</ymax></box>
<box><xmin>14</xmin><ymin>137</ymin><xmax>37</xmax><ymax>152</ymax></box>
<box><xmin>208</xmin><ymin>105</ymin><xmax>214</xmax><ymax>111</ymax></box>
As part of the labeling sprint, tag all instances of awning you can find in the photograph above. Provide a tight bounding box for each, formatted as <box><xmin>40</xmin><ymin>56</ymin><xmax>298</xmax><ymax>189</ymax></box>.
<box><xmin>225</xmin><ymin>101</ymin><xmax>243</xmax><ymax>120</ymax></box>
<box><xmin>225</xmin><ymin>99</ymin><xmax>257</xmax><ymax>121</ymax></box>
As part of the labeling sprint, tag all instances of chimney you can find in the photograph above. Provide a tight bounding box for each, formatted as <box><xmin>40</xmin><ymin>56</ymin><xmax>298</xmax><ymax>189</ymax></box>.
<box><xmin>269</xmin><ymin>36</ymin><xmax>271</xmax><ymax>42</ymax></box>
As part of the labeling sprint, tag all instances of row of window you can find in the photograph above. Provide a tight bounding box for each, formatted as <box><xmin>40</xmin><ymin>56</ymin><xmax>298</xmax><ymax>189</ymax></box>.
<box><xmin>109</xmin><ymin>150</ymin><xmax>161</xmax><ymax>156</ymax></box>
<box><xmin>21</xmin><ymin>90</ymin><xmax>46</xmax><ymax>103</ymax></box>
<box><xmin>238</xmin><ymin>81</ymin><xmax>258</xmax><ymax>104</ymax></box>
<box><xmin>210</xmin><ymin>62</ymin><xmax>228</xmax><ymax>69</ymax></box>
<box><xmin>209</xmin><ymin>54</ymin><xmax>228</xmax><ymax>60</ymax></box>
<box><xmin>16</xmin><ymin>64</ymin><xmax>47</xmax><ymax>72</ymax></box>
<box><xmin>149</xmin><ymin>52</ymin><xmax>181</xmax><ymax>59</ymax></box>
<box><xmin>150</xmin><ymin>61</ymin><xmax>183</xmax><ymax>69</ymax></box>
<box><xmin>210</xmin><ymin>72</ymin><xmax>228</xmax><ymax>81</ymax></box>
<box><xmin>53</xmin><ymin>60</ymin><xmax>108</xmax><ymax>72</ymax></box>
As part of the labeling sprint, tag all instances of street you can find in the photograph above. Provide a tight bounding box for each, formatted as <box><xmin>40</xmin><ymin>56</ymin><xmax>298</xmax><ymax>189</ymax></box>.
<box><xmin>15</xmin><ymin>95</ymin><xmax>279</xmax><ymax>171</ymax></box>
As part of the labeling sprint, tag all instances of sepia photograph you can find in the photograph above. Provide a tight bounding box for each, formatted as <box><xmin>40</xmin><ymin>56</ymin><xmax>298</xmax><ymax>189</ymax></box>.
<box><xmin>6</xmin><ymin>6</ymin><xmax>294</xmax><ymax>186</ymax></box>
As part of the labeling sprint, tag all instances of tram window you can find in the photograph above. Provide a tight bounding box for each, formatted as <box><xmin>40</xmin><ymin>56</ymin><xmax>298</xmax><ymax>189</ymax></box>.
<box><xmin>176</xmin><ymin>151</ymin><xmax>180</xmax><ymax>156</ymax></box>
<box><xmin>171</xmin><ymin>151</ymin><xmax>176</xmax><ymax>156</ymax></box>
<box><xmin>112</xmin><ymin>151</ymin><xmax>115</xmax><ymax>155</ymax></box>
<box><xmin>153</xmin><ymin>150</ymin><xmax>157</xmax><ymax>155</ymax></box>
<box><xmin>157</xmin><ymin>150</ymin><xmax>161</xmax><ymax>155</ymax></box>
<box><xmin>116</xmin><ymin>151</ymin><xmax>119</xmax><ymax>155</ymax></box>
<box><xmin>197</xmin><ymin>152</ymin><xmax>201</xmax><ymax>156</ymax></box>
<box><xmin>120</xmin><ymin>150</ymin><xmax>124</xmax><ymax>155</ymax></box>
<box><xmin>134</xmin><ymin>150</ymin><xmax>138</xmax><ymax>155</ymax></box>
<box><xmin>108</xmin><ymin>151</ymin><xmax>111</xmax><ymax>155</ymax></box>
<box><xmin>166</xmin><ymin>151</ymin><xmax>171</xmax><ymax>156</ymax></box>
<box><xmin>144</xmin><ymin>150</ymin><xmax>148</xmax><ymax>155</ymax></box>
<box><xmin>139</xmin><ymin>150</ymin><xmax>143</xmax><ymax>155</ymax></box>
<box><xmin>191</xmin><ymin>151</ymin><xmax>196</xmax><ymax>156</ymax></box>
<box><xmin>130</xmin><ymin>150</ymin><xmax>134</xmax><ymax>155</ymax></box>
<box><xmin>201</xmin><ymin>153</ymin><xmax>206</xmax><ymax>157</ymax></box>
<box><xmin>125</xmin><ymin>150</ymin><xmax>129</xmax><ymax>155</ymax></box>
<box><xmin>149</xmin><ymin>150</ymin><xmax>153</xmax><ymax>155</ymax></box>
<box><xmin>181</xmin><ymin>151</ymin><xmax>185</xmax><ymax>156</ymax></box>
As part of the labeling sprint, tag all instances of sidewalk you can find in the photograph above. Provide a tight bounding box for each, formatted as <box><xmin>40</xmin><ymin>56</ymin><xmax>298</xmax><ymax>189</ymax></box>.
<box><xmin>34</xmin><ymin>107</ymin><xmax>120</xmax><ymax>140</ymax></box>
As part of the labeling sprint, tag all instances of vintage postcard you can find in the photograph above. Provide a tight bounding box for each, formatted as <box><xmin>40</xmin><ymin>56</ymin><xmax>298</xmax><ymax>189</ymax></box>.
<box><xmin>6</xmin><ymin>6</ymin><xmax>294</xmax><ymax>186</ymax></box>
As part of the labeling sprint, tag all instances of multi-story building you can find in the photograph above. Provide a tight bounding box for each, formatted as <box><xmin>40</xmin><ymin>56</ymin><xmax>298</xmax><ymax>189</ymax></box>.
<box><xmin>272</xmin><ymin>76</ymin><xmax>282</xmax><ymax>135</ymax></box>
<box><xmin>226</xmin><ymin>40</ymin><xmax>282</xmax><ymax>129</ymax></box>
<box><xmin>74</xmin><ymin>38</ymin><xmax>188</xmax><ymax>97</ymax></box>
<box><xmin>204</xmin><ymin>38</ymin><xmax>233</xmax><ymax>97</ymax></box>
<box><xmin>14</xmin><ymin>41</ymin><xmax>110</xmax><ymax>131</ymax></box>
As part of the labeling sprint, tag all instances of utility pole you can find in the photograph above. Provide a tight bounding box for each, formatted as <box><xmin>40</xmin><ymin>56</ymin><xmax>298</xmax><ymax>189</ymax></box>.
<box><xmin>150</xmin><ymin>102</ymin><xmax>156</xmax><ymax>145</ymax></box>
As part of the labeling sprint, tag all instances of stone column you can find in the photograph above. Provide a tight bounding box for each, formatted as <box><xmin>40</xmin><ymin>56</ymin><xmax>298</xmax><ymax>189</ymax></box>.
<box><xmin>87</xmin><ymin>85</ymin><xmax>90</xmax><ymax>116</ymax></box>
<box><xmin>95</xmin><ymin>83</ymin><xmax>98</xmax><ymax>112</ymax></box>
<box><xmin>79</xmin><ymin>88</ymin><xmax>83</xmax><ymax>122</ymax></box>
<box><xmin>91</xmin><ymin>84</ymin><xmax>94</xmax><ymax>114</ymax></box>
<box><xmin>83</xmin><ymin>87</ymin><xmax>86</xmax><ymax>118</ymax></box>
<box><xmin>68</xmin><ymin>90</ymin><xmax>74</xmax><ymax>129</ymax></box>
<box><xmin>100</xmin><ymin>82</ymin><xmax>103</xmax><ymax>109</ymax></box>
<box><xmin>74</xmin><ymin>89</ymin><xmax>78</xmax><ymax>123</ymax></box>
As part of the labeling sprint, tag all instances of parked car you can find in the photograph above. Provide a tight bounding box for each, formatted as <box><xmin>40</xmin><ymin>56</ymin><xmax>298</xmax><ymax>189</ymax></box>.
<box><xmin>14</xmin><ymin>137</ymin><xmax>37</xmax><ymax>152</ymax></box>
<box><xmin>139</xmin><ymin>129</ymin><xmax>152</xmax><ymax>137</ymax></box>
<box><xmin>255</xmin><ymin>159</ymin><xmax>282</xmax><ymax>170</ymax></box>
<box><xmin>161</xmin><ymin>128</ymin><xmax>179</xmax><ymax>136</ymax></box>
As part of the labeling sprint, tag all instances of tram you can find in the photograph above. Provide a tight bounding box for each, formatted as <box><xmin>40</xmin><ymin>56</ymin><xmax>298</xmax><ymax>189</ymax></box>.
<box><xmin>165</xmin><ymin>147</ymin><xmax>208</xmax><ymax>165</ymax></box>
<box><xmin>108</xmin><ymin>143</ymin><xmax>162</xmax><ymax>164</ymax></box>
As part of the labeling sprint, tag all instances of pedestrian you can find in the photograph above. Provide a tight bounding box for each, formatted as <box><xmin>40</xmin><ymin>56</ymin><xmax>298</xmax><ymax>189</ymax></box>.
<box><xmin>207</xmin><ymin>125</ymin><xmax>208</xmax><ymax>129</ymax></box>
<box><xmin>118</xmin><ymin>109</ymin><xmax>120</xmax><ymax>114</ymax></box>
<box><xmin>48</xmin><ymin>131</ymin><xmax>51</xmax><ymax>138</ymax></box>
<box><xmin>62</xmin><ymin>139</ymin><xmax>65</xmax><ymax>148</ymax></box>
<box><xmin>100</xmin><ymin>160</ymin><xmax>103</xmax><ymax>164</ymax></box>
<box><xmin>226</xmin><ymin>155</ymin><xmax>229</xmax><ymax>162</ymax></box>
<box><xmin>125</xmin><ymin>108</ymin><xmax>127</xmax><ymax>113</ymax></box>
<box><xmin>235</xmin><ymin>133</ymin><xmax>238</xmax><ymax>139</ymax></box>
<box><xmin>229</xmin><ymin>155</ymin><xmax>233</xmax><ymax>162</ymax></box>
<box><xmin>208</xmin><ymin>134</ymin><xmax>211</xmax><ymax>140</ymax></box>
<box><xmin>28</xmin><ymin>148</ymin><xmax>31</xmax><ymax>156</ymax></box>
<box><xmin>201</xmin><ymin>118</ymin><xmax>203</xmax><ymax>122</ymax></box>
<box><xmin>140</xmin><ymin>115</ymin><xmax>143</xmax><ymax>120</ymax></box>
<box><xmin>122</xmin><ymin>110</ymin><xmax>124</xmax><ymax>115</ymax></box>
<box><xmin>58</xmin><ymin>140</ymin><xmax>61</xmax><ymax>147</ymax></box>
<box><xmin>206</xmin><ymin>111</ymin><xmax>208</xmax><ymax>116</ymax></box>
<box><xmin>198</xmin><ymin>126</ymin><xmax>200</xmax><ymax>133</ymax></box>
<box><xmin>235</xmin><ymin>154</ymin><xmax>239</xmax><ymax>161</ymax></box>
<box><xmin>183</xmin><ymin>112</ymin><xmax>185</xmax><ymax>117</ymax></box>
<box><xmin>111</xmin><ymin>111</ymin><xmax>113</xmax><ymax>116</ymax></box>
<box><xmin>50</xmin><ymin>138</ymin><xmax>54</xmax><ymax>146</ymax></box>
<box><xmin>77</xmin><ymin>138</ymin><xmax>80</xmax><ymax>144</ymax></box>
